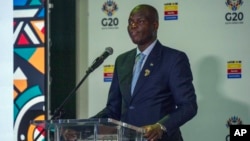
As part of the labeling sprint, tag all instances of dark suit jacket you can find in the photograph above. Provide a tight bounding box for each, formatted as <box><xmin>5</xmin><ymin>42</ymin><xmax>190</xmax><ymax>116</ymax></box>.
<box><xmin>93</xmin><ymin>41</ymin><xmax>198</xmax><ymax>141</ymax></box>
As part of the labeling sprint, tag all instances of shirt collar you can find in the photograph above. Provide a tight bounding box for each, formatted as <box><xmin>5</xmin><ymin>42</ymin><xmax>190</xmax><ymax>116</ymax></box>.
<box><xmin>136</xmin><ymin>40</ymin><xmax>157</xmax><ymax>56</ymax></box>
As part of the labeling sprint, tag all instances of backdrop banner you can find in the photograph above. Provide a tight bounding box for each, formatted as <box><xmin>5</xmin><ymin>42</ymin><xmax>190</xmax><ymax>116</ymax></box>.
<box><xmin>13</xmin><ymin>0</ymin><xmax>47</xmax><ymax>141</ymax></box>
<box><xmin>88</xmin><ymin>0</ymin><xmax>250</xmax><ymax>141</ymax></box>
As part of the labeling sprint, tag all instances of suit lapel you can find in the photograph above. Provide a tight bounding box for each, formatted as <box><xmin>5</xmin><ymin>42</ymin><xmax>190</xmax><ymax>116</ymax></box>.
<box><xmin>117</xmin><ymin>50</ymin><xmax>136</xmax><ymax>101</ymax></box>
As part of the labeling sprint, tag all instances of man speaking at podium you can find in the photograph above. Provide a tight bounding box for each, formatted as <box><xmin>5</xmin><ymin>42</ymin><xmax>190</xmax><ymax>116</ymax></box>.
<box><xmin>92</xmin><ymin>4</ymin><xmax>198</xmax><ymax>141</ymax></box>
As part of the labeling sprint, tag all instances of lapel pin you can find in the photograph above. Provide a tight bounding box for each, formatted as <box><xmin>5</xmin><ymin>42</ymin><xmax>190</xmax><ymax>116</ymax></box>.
<box><xmin>144</xmin><ymin>69</ymin><xmax>150</xmax><ymax>76</ymax></box>
<box><xmin>150</xmin><ymin>63</ymin><xmax>154</xmax><ymax>66</ymax></box>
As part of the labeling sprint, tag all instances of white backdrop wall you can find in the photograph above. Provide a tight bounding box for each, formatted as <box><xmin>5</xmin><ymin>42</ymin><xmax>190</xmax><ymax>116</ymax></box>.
<box><xmin>78</xmin><ymin>0</ymin><xmax>250</xmax><ymax>141</ymax></box>
<box><xmin>0</xmin><ymin>1</ymin><xmax>13</xmax><ymax>141</ymax></box>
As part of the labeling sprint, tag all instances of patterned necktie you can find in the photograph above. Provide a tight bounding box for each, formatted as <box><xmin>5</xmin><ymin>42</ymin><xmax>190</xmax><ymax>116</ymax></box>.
<box><xmin>131</xmin><ymin>53</ymin><xmax>145</xmax><ymax>95</ymax></box>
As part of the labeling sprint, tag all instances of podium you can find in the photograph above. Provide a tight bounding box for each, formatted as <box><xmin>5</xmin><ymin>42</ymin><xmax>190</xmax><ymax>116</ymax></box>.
<box><xmin>31</xmin><ymin>118</ymin><xmax>146</xmax><ymax>141</ymax></box>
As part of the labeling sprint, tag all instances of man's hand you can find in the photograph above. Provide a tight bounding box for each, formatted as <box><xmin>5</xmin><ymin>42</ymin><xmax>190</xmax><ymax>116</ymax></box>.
<box><xmin>142</xmin><ymin>123</ymin><xmax>164</xmax><ymax>141</ymax></box>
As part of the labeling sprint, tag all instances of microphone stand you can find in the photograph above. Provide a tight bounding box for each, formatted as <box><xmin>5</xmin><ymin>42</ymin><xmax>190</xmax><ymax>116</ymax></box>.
<box><xmin>34</xmin><ymin>67</ymin><xmax>96</xmax><ymax>141</ymax></box>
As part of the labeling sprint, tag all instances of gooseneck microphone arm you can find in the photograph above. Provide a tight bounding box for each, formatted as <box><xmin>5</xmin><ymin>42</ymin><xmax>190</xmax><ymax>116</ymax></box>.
<box><xmin>34</xmin><ymin>47</ymin><xmax>113</xmax><ymax>141</ymax></box>
<box><xmin>52</xmin><ymin>47</ymin><xmax>113</xmax><ymax>119</ymax></box>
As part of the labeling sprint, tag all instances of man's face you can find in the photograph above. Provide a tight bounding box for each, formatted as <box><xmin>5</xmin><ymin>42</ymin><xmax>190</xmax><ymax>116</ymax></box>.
<box><xmin>127</xmin><ymin>10</ymin><xmax>157</xmax><ymax>46</ymax></box>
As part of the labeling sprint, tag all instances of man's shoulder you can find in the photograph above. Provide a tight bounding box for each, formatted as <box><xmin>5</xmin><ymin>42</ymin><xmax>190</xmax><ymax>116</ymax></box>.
<box><xmin>156</xmin><ymin>41</ymin><xmax>185</xmax><ymax>56</ymax></box>
<box><xmin>117</xmin><ymin>48</ymin><xmax>136</xmax><ymax>59</ymax></box>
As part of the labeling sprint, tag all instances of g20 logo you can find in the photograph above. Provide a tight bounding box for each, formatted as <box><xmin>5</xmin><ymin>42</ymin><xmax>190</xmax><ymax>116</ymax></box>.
<box><xmin>225</xmin><ymin>0</ymin><xmax>244</xmax><ymax>22</ymax></box>
<box><xmin>101</xmin><ymin>1</ymin><xmax>119</xmax><ymax>28</ymax></box>
<box><xmin>101</xmin><ymin>17</ymin><xmax>119</xmax><ymax>27</ymax></box>
<box><xmin>225</xmin><ymin>12</ymin><xmax>243</xmax><ymax>21</ymax></box>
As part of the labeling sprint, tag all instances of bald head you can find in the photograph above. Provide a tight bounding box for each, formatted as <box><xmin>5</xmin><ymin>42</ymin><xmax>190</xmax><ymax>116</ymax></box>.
<box><xmin>130</xmin><ymin>4</ymin><xmax>159</xmax><ymax>23</ymax></box>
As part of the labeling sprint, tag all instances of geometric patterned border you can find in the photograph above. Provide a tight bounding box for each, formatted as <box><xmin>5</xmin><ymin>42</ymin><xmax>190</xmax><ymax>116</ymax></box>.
<box><xmin>13</xmin><ymin>0</ymin><xmax>46</xmax><ymax>140</ymax></box>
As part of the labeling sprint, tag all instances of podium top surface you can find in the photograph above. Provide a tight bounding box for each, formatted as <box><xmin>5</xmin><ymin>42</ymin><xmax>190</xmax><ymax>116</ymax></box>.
<box><xmin>31</xmin><ymin>118</ymin><xmax>145</xmax><ymax>133</ymax></box>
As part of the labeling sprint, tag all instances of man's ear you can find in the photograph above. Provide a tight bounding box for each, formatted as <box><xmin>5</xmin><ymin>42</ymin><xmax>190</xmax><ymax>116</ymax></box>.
<box><xmin>153</xmin><ymin>21</ymin><xmax>159</xmax><ymax>30</ymax></box>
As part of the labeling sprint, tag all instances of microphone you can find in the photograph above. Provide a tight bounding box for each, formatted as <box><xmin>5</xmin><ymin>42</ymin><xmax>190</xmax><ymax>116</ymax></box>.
<box><xmin>86</xmin><ymin>47</ymin><xmax>113</xmax><ymax>73</ymax></box>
